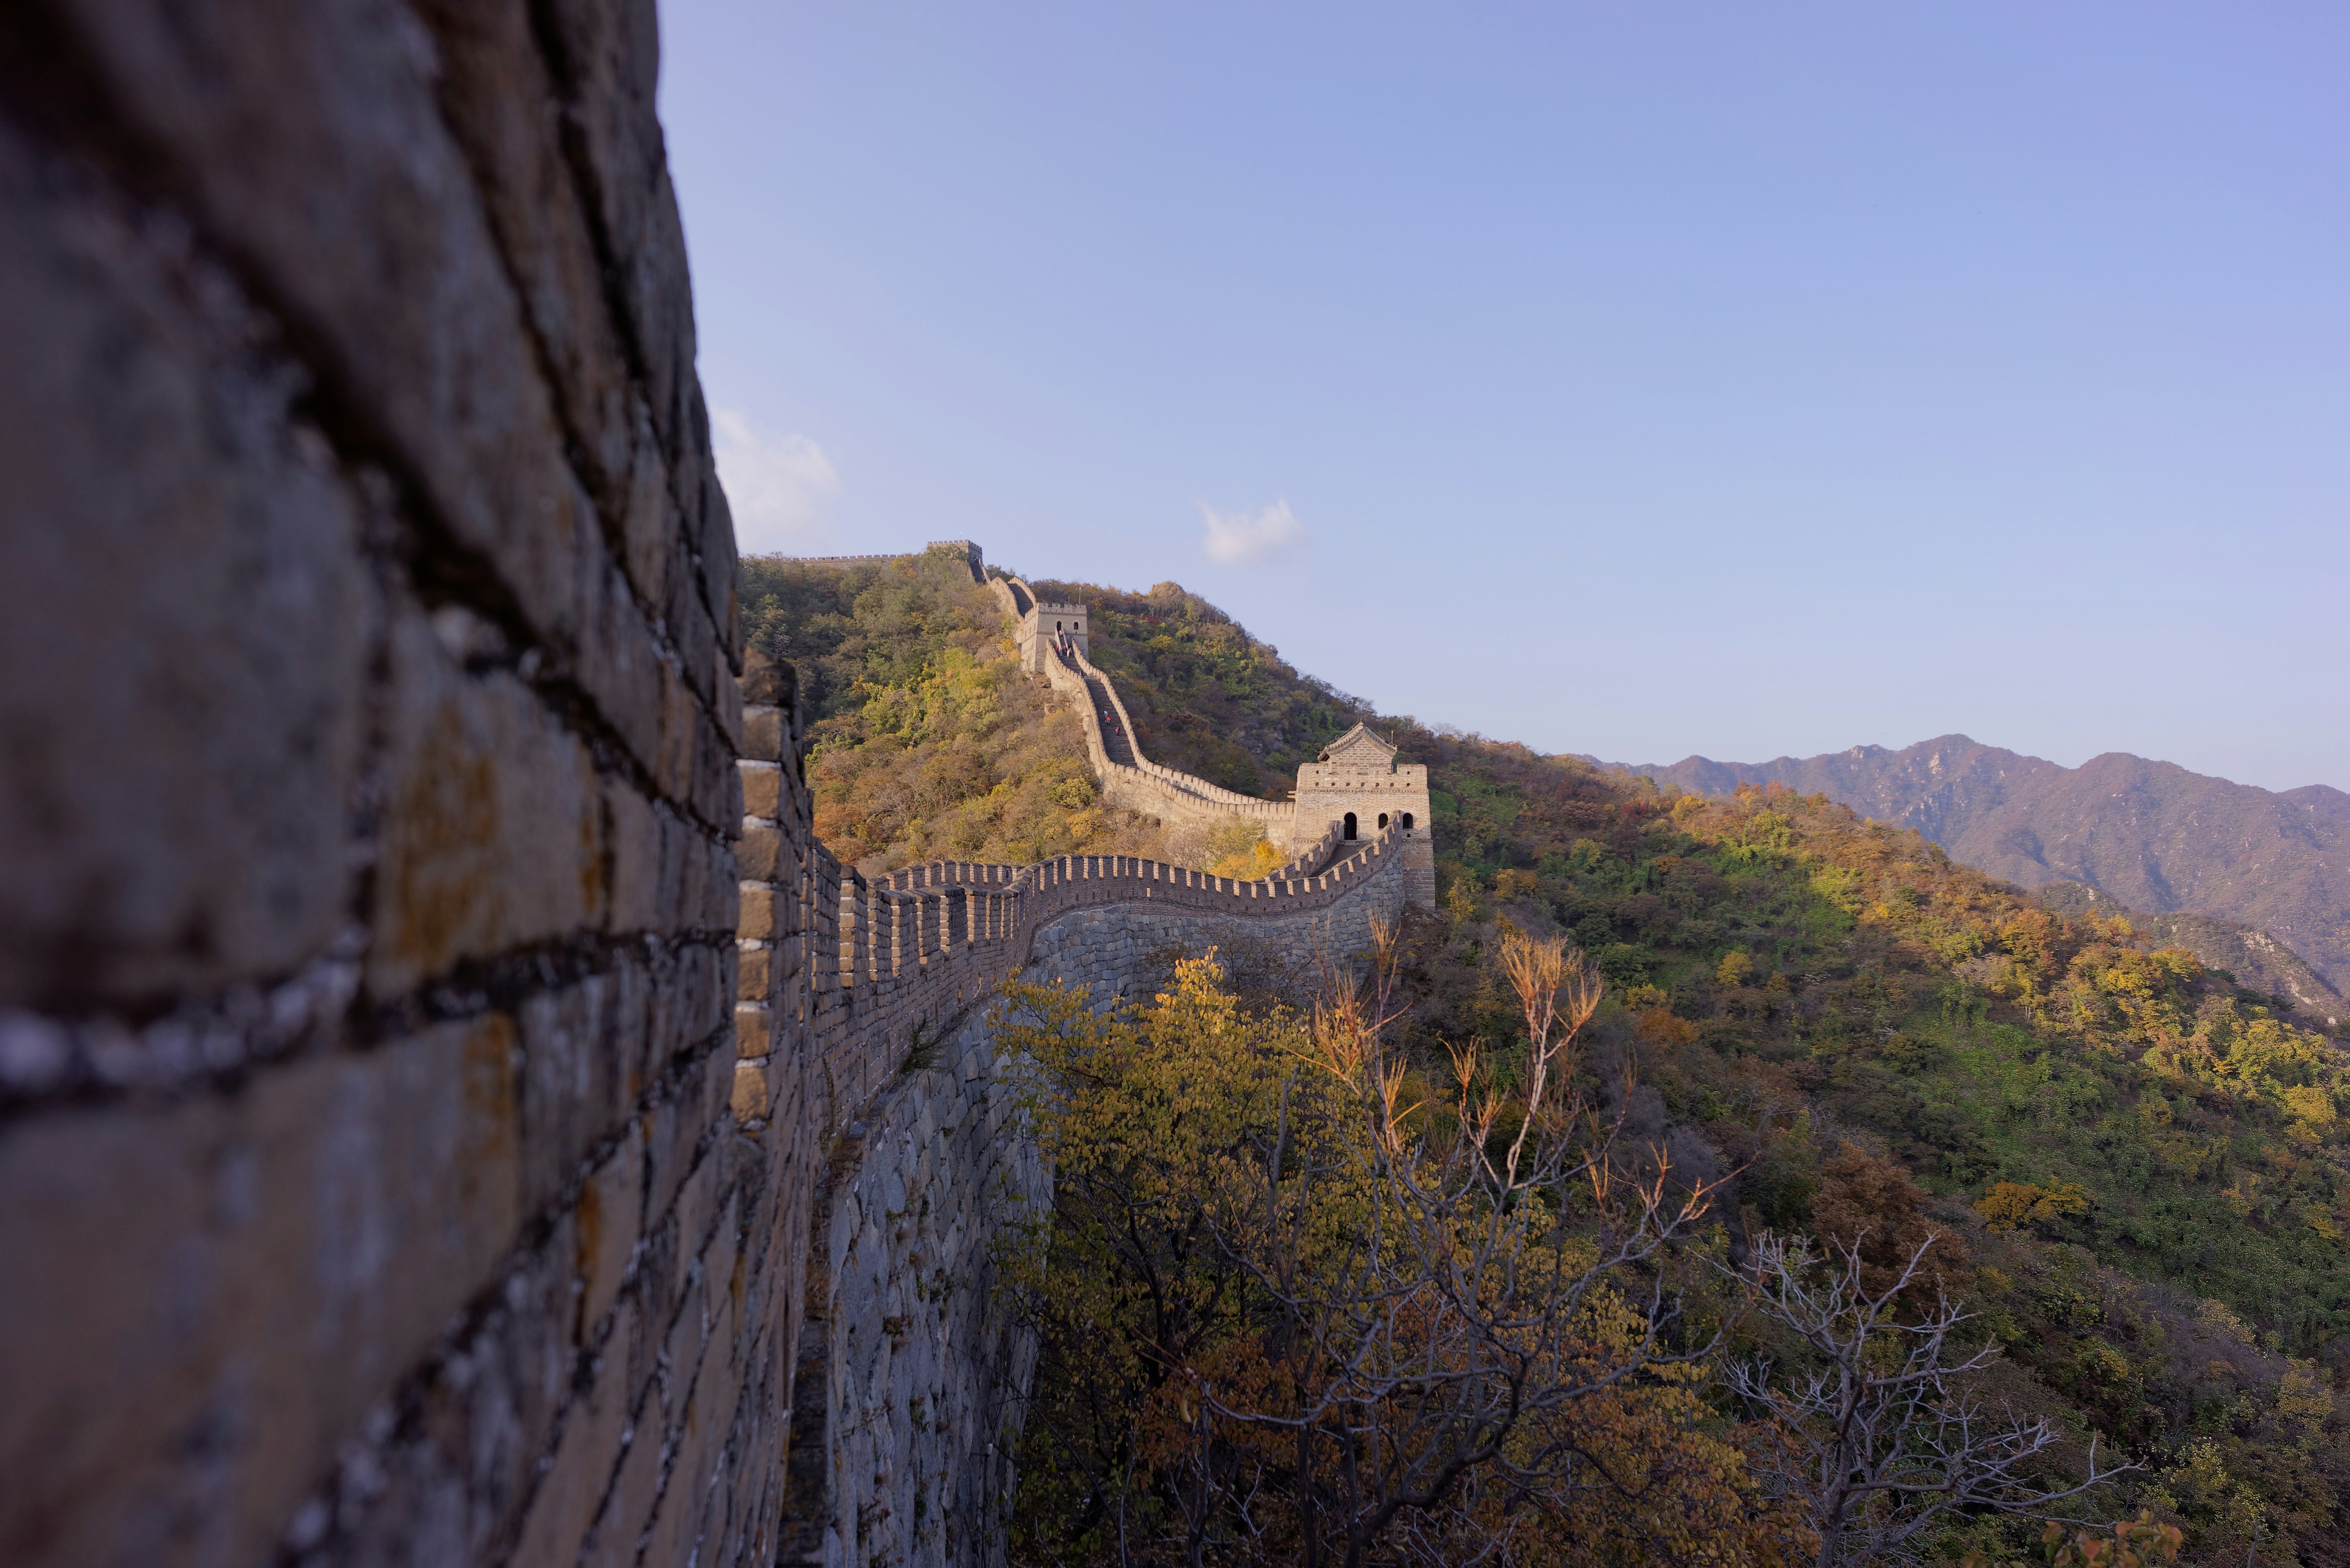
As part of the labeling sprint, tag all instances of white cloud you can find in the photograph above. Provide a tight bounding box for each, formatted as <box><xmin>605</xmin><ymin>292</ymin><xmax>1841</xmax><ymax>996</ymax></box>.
<box><xmin>1200</xmin><ymin>498</ymin><xmax>1310</xmax><ymax>566</ymax></box>
<box><xmin>712</xmin><ymin>407</ymin><xmax>841</xmax><ymax>555</ymax></box>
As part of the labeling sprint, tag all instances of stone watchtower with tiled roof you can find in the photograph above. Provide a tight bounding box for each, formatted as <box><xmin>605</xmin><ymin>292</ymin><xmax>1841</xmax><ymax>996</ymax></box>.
<box><xmin>1293</xmin><ymin>723</ymin><xmax>1438</xmax><ymax>909</ymax></box>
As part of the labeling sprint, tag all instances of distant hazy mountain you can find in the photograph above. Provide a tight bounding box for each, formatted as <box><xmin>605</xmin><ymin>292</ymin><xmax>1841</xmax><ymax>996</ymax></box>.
<box><xmin>1602</xmin><ymin>735</ymin><xmax>2350</xmax><ymax>995</ymax></box>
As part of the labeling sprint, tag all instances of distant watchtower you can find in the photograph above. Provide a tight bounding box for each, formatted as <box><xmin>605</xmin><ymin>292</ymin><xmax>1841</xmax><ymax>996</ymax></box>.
<box><xmin>1293</xmin><ymin>724</ymin><xmax>1438</xmax><ymax>907</ymax></box>
<box><xmin>1014</xmin><ymin>598</ymin><xmax>1089</xmax><ymax>671</ymax></box>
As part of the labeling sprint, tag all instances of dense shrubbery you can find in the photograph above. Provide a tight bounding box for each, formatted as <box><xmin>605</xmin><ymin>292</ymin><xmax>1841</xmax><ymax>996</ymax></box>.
<box><xmin>1373</xmin><ymin>761</ymin><xmax>2350</xmax><ymax>1566</ymax></box>
<box><xmin>739</xmin><ymin>549</ymin><xmax>1170</xmax><ymax>872</ymax></box>
<box><xmin>996</xmin><ymin>942</ymin><xmax>1809</xmax><ymax>1567</ymax></box>
<box><xmin>749</xmin><ymin>557</ymin><xmax>2350</xmax><ymax>1561</ymax></box>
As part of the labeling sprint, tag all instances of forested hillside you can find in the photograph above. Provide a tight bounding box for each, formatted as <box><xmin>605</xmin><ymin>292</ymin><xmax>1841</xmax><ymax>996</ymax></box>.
<box><xmin>1609</xmin><ymin>736</ymin><xmax>2350</xmax><ymax>997</ymax></box>
<box><xmin>2034</xmin><ymin>882</ymin><xmax>2344</xmax><ymax>1029</ymax></box>
<box><xmin>739</xmin><ymin>548</ymin><xmax>1169</xmax><ymax>872</ymax></box>
<box><xmin>748</xmin><ymin>555</ymin><xmax>2350</xmax><ymax>1564</ymax></box>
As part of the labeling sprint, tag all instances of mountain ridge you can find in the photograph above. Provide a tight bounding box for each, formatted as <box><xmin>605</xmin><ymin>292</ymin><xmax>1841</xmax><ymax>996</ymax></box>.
<box><xmin>1598</xmin><ymin>733</ymin><xmax>2350</xmax><ymax>996</ymax></box>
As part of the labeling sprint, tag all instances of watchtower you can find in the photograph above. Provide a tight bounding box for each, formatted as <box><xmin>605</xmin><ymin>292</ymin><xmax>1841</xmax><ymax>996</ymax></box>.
<box><xmin>1015</xmin><ymin>598</ymin><xmax>1089</xmax><ymax>671</ymax></box>
<box><xmin>1293</xmin><ymin>724</ymin><xmax>1438</xmax><ymax>906</ymax></box>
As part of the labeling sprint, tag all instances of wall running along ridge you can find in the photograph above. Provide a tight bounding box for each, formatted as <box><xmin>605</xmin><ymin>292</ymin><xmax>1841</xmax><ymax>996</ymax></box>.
<box><xmin>0</xmin><ymin>12</ymin><xmax>1427</xmax><ymax>1568</ymax></box>
<box><xmin>986</xmin><ymin>573</ymin><xmax>1438</xmax><ymax>900</ymax></box>
<box><xmin>747</xmin><ymin>756</ymin><xmax>1414</xmax><ymax>1564</ymax></box>
<box><xmin>988</xmin><ymin>576</ymin><xmax>1314</xmax><ymax>849</ymax></box>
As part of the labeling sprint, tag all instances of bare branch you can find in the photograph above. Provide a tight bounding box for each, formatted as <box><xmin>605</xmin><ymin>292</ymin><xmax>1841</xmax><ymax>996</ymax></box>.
<box><xmin>1731</xmin><ymin>1231</ymin><xmax>2137</xmax><ymax>1568</ymax></box>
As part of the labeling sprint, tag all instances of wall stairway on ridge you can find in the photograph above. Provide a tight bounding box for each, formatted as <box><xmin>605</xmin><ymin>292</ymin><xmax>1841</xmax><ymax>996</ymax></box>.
<box><xmin>1075</xmin><ymin>662</ymin><xmax>1140</xmax><ymax>767</ymax></box>
<box><xmin>992</xmin><ymin>574</ymin><xmax>1305</xmax><ymax>851</ymax></box>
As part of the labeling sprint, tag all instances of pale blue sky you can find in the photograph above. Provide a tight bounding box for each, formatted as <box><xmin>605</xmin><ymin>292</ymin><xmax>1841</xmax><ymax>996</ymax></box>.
<box><xmin>658</xmin><ymin>2</ymin><xmax>2349</xmax><ymax>793</ymax></box>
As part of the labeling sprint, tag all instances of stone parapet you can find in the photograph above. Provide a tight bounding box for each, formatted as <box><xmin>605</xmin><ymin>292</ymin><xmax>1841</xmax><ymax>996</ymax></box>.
<box><xmin>0</xmin><ymin>7</ymin><xmax>771</xmax><ymax>1568</ymax></box>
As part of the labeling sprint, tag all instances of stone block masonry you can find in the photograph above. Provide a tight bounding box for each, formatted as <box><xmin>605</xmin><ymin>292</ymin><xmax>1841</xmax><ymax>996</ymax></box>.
<box><xmin>1</xmin><ymin>11</ymin><xmax>1430</xmax><ymax>1568</ymax></box>
<box><xmin>0</xmin><ymin>6</ymin><xmax>761</xmax><ymax>1568</ymax></box>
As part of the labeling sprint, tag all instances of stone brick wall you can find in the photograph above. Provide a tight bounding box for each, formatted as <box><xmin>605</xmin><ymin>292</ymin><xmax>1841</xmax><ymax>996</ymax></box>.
<box><xmin>676</xmin><ymin>622</ymin><xmax>1425</xmax><ymax>1567</ymax></box>
<box><xmin>0</xmin><ymin>5</ymin><xmax>768</xmax><ymax>1567</ymax></box>
<box><xmin>0</xmin><ymin>10</ymin><xmax>1433</xmax><ymax>1566</ymax></box>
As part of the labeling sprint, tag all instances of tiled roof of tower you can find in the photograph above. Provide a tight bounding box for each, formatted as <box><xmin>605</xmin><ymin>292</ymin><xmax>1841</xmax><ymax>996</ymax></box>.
<box><xmin>1318</xmin><ymin>723</ymin><xmax>1399</xmax><ymax>767</ymax></box>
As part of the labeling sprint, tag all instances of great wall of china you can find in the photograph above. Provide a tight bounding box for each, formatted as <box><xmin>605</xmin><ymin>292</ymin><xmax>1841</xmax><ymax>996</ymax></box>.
<box><xmin>982</xmin><ymin>553</ymin><xmax>1439</xmax><ymax>904</ymax></box>
<box><xmin>0</xmin><ymin>11</ymin><xmax>1436</xmax><ymax>1568</ymax></box>
<box><xmin>736</xmin><ymin>595</ymin><xmax>1430</xmax><ymax>1564</ymax></box>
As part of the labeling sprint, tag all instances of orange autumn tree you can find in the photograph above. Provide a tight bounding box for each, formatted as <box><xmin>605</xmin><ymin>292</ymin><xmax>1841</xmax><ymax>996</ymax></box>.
<box><xmin>995</xmin><ymin>929</ymin><xmax>1809</xmax><ymax>1567</ymax></box>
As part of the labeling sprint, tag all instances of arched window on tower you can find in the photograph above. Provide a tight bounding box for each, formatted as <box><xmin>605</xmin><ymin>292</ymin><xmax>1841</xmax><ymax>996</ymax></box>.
<box><xmin>1343</xmin><ymin>812</ymin><xmax>1357</xmax><ymax>841</ymax></box>
<box><xmin>1401</xmin><ymin>812</ymin><xmax>1415</xmax><ymax>831</ymax></box>
<box><xmin>1377</xmin><ymin>813</ymin><xmax>1388</xmax><ymax>830</ymax></box>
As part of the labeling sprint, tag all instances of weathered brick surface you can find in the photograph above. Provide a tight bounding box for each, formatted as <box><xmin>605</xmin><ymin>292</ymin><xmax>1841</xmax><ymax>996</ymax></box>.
<box><xmin>0</xmin><ymin>3</ymin><xmax>750</xmax><ymax>1565</ymax></box>
<box><xmin>0</xmin><ymin>113</ymin><xmax>370</xmax><ymax>1014</ymax></box>
<box><xmin>0</xmin><ymin>1015</ymin><xmax>518</xmax><ymax>1567</ymax></box>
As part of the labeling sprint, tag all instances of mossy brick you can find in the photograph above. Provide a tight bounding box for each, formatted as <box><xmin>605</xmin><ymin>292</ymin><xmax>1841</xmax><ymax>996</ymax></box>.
<box><xmin>576</xmin><ymin>1124</ymin><xmax>645</xmax><ymax>1343</ymax></box>
<box><xmin>0</xmin><ymin>1015</ymin><xmax>521</xmax><ymax>1568</ymax></box>
<box><xmin>369</xmin><ymin>610</ymin><xmax>607</xmax><ymax>1000</ymax></box>
<box><xmin>0</xmin><ymin>9</ymin><xmax>784</xmax><ymax>1568</ymax></box>
<box><xmin>0</xmin><ymin>121</ymin><xmax>368</xmax><ymax>1012</ymax></box>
